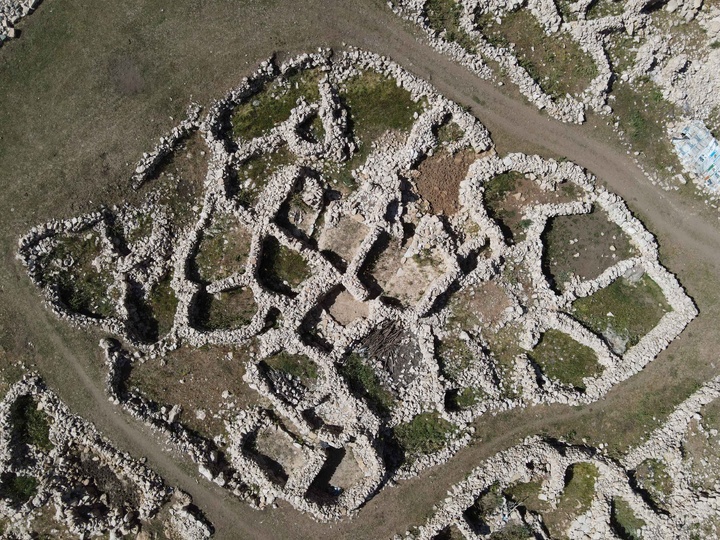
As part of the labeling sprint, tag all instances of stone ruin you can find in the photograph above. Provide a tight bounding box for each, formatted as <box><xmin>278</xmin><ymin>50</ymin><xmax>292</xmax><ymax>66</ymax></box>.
<box><xmin>0</xmin><ymin>376</ymin><xmax>213</xmax><ymax>539</ymax></box>
<box><xmin>15</xmin><ymin>49</ymin><xmax>696</xmax><ymax>522</ymax></box>
<box><xmin>400</xmin><ymin>375</ymin><xmax>720</xmax><ymax>539</ymax></box>
<box><xmin>391</xmin><ymin>0</ymin><xmax>720</xmax><ymax>128</ymax></box>
<box><xmin>0</xmin><ymin>0</ymin><xmax>41</xmax><ymax>44</ymax></box>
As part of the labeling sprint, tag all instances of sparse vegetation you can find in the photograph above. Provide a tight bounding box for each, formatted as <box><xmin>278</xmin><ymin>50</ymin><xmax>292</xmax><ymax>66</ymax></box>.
<box><xmin>148</xmin><ymin>274</ymin><xmax>179</xmax><ymax>337</ymax></box>
<box><xmin>393</xmin><ymin>412</ymin><xmax>456</xmax><ymax>460</ymax></box>
<box><xmin>235</xmin><ymin>146</ymin><xmax>295</xmax><ymax>206</ymax></box>
<box><xmin>193</xmin><ymin>215</ymin><xmax>251</xmax><ymax>283</ymax></box>
<box><xmin>437</xmin><ymin>336</ymin><xmax>475</xmax><ymax>379</ymax></box>
<box><xmin>464</xmin><ymin>483</ymin><xmax>504</xmax><ymax>525</ymax></box>
<box><xmin>258</xmin><ymin>236</ymin><xmax>310</xmax><ymax>296</ymax></box>
<box><xmin>338</xmin><ymin>354</ymin><xmax>395</xmax><ymax>416</ymax></box>
<box><xmin>476</xmin><ymin>9</ymin><xmax>598</xmax><ymax>98</ymax></box>
<box><xmin>571</xmin><ymin>275</ymin><xmax>670</xmax><ymax>352</ymax></box>
<box><xmin>425</xmin><ymin>0</ymin><xmax>476</xmax><ymax>53</ymax></box>
<box><xmin>530</xmin><ymin>329</ymin><xmax>601</xmax><ymax>390</ymax></box>
<box><xmin>232</xmin><ymin>68</ymin><xmax>322</xmax><ymax>140</ymax></box>
<box><xmin>611</xmin><ymin>79</ymin><xmax>682</xmax><ymax>173</ymax></box>
<box><xmin>195</xmin><ymin>287</ymin><xmax>257</xmax><ymax>330</ymax></box>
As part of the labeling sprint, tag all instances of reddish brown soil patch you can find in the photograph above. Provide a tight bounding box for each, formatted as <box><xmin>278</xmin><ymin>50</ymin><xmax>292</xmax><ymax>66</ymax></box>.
<box><xmin>414</xmin><ymin>149</ymin><xmax>478</xmax><ymax>215</ymax></box>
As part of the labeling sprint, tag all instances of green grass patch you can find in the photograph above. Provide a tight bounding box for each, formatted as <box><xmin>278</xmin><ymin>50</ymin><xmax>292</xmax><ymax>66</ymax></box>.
<box><xmin>10</xmin><ymin>395</ymin><xmax>53</xmax><ymax>451</ymax></box>
<box><xmin>258</xmin><ymin>236</ymin><xmax>310</xmax><ymax>296</ymax></box>
<box><xmin>571</xmin><ymin>274</ymin><xmax>670</xmax><ymax>352</ymax></box>
<box><xmin>530</xmin><ymin>329</ymin><xmax>601</xmax><ymax>390</ymax></box>
<box><xmin>544</xmin><ymin>462</ymin><xmax>598</xmax><ymax>538</ymax></box>
<box><xmin>341</xmin><ymin>70</ymin><xmax>424</xmax><ymax>151</ymax></box>
<box><xmin>231</xmin><ymin>68</ymin><xmax>321</xmax><ymax>141</ymax></box>
<box><xmin>195</xmin><ymin>287</ymin><xmax>257</xmax><ymax>331</ymax></box>
<box><xmin>264</xmin><ymin>352</ymin><xmax>318</xmax><ymax>385</ymax></box>
<box><xmin>633</xmin><ymin>458</ymin><xmax>673</xmax><ymax>509</ymax></box>
<box><xmin>476</xmin><ymin>9</ymin><xmax>597</xmax><ymax>98</ymax></box>
<box><xmin>610</xmin><ymin>497</ymin><xmax>645</xmax><ymax>540</ymax></box>
<box><xmin>393</xmin><ymin>412</ymin><xmax>456</xmax><ymax>460</ymax></box>
<box><xmin>338</xmin><ymin>353</ymin><xmax>395</xmax><ymax>416</ymax></box>
<box><xmin>424</xmin><ymin>0</ymin><xmax>477</xmax><ymax>53</ymax></box>
<box><xmin>0</xmin><ymin>473</ymin><xmax>38</xmax><ymax>506</ymax></box>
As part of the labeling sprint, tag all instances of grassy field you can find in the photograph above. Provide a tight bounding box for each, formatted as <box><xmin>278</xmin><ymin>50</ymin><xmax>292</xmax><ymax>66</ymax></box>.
<box><xmin>571</xmin><ymin>275</ymin><xmax>670</xmax><ymax>352</ymax></box>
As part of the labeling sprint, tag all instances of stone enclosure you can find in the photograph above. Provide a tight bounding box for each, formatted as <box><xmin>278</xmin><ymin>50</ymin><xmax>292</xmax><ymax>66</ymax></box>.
<box><xmin>12</xmin><ymin>49</ymin><xmax>697</xmax><ymax>531</ymax></box>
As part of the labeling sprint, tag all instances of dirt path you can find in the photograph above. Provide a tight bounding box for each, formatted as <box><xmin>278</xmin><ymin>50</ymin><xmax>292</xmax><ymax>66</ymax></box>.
<box><xmin>2</xmin><ymin>1</ymin><xmax>720</xmax><ymax>539</ymax></box>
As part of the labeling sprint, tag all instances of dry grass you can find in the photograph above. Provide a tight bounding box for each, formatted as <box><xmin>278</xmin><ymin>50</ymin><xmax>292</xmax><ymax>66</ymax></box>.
<box><xmin>128</xmin><ymin>342</ymin><xmax>259</xmax><ymax>440</ymax></box>
<box><xmin>543</xmin><ymin>207</ymin><xmax>637</xmax><ymax>291</ymax></box>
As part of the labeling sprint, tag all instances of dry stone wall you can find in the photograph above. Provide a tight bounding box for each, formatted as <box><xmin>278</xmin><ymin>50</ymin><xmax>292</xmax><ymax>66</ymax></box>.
<box><xmin>400</xmin><ymin>375</ymin><xmax>720</xmax><ymax>539</ymax></box>
<box><xmin>16</xmin><ymin>49</ymin><xmax>696</xmax><ymax>522</ymax></box>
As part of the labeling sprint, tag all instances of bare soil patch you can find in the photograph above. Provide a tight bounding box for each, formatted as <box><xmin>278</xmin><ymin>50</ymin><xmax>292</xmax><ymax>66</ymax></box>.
<box><xmin>543</xmin><ymin>208</ymin><xmax>637</xmax><ymax>290</ymax></box>
<box><xmin>318</xmin><ymin>215</ymin><xmax>369</xmax><ymax>264</ymax></box>
<box><xmin>324</xmin><ymin>289</ymin><xmax>369</xmax><ymax>326</ymax></box>
<box><xmin>448</xmin><ymin>280</ymin><xmax>511</xmax><ymax>331</ymax></box>
<box><xmin>413</xmin><ymin>148</ymin><xmax>477</xmax><ymax>215</ymax></box>
<box><xmin>127</xmin><ymin>343</ymin><xmax>259</xmax><ymax>439</ymax></box>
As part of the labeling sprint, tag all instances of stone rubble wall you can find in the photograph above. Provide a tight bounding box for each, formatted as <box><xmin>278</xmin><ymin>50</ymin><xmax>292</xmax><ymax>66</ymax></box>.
<box><xmin>401</xmin><ymin>376</ymin><xmax>720</xmax><ymax>539</ymax></box>
<box><xmin>0</xmin><ymin>376</ymin><xmax>181</xmax><ymax>538</ymax></box>
<box><xmin>17</xmin><ymin>48</ymin><xmax>696</xmax><ymax>523</ymax></box>
<box><xmin>0</xmin><ymin>0</ymin><xmax>40</xmax><ymax>44</ymax></box>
